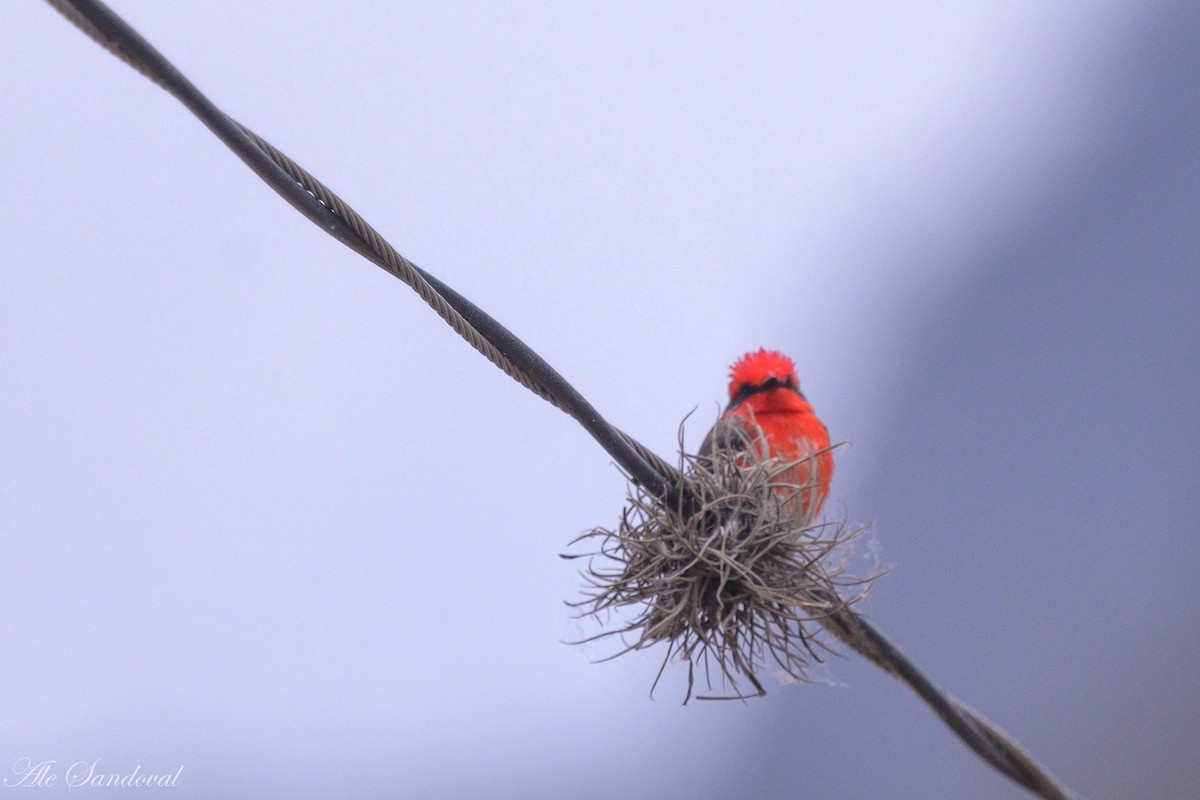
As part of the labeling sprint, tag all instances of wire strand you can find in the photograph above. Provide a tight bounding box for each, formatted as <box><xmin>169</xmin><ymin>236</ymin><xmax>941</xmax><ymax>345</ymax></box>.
<box><xmin>815</xmin><ymin>590</ymin><xmax>1080</xmax><ymax>800</ymax></box>
<box><xmin>43</xmin><ymin>0</ymin><xmax>681</xmax><ymax>507</ymax></box>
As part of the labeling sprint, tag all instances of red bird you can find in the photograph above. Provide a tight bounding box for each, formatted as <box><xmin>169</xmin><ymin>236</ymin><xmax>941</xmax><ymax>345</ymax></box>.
<box><xmin>700</xmin><ymin>348</ymin><xmax>833</xmax><ymax>523</ymax></box>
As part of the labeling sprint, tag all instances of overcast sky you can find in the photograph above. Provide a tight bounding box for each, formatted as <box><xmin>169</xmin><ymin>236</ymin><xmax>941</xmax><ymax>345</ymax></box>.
<box><xmin>3</xmin><ymin>2</ymin><xmax>1197</xmax><ymax>799</ymax></box>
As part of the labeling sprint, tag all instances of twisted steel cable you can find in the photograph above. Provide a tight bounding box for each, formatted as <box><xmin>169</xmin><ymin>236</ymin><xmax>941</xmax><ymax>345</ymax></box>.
<box><xmin>816</xmin><ymin>593</ymin><xmax>1078</xmax><ymax>800</ymax></box>
<box><xmin>43</xmin><ymin>0</ymin><xmax>679</xmax><ymax>506</ymax></box>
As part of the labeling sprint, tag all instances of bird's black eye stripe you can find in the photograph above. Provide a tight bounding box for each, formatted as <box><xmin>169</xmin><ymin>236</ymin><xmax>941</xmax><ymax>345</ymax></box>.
<box><xmin>726</xmin><ymin>375</ymin><xmax>801</xmax><ymax>410</ymax></box>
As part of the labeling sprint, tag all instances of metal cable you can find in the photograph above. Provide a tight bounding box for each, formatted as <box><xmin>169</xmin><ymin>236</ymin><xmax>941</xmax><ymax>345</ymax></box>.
<box><xmin>816</xmin><ymin>592</ymin><xmax>1079</xmax><ymax>800</ymax></box>
<box><xmin>43</xmin><ymin>0</ymin><xmax>679</xmax><ymax>505</ymax></box>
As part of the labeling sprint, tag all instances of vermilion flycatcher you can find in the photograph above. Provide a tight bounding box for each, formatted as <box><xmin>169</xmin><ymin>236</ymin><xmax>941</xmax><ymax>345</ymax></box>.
<box><xmin>700</xmin><ymin>348</ymin><xmax>833</xmax><ymax>523</ymax></box>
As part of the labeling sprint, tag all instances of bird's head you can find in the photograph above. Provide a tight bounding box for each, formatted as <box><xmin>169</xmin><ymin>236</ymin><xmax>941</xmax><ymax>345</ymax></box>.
<box><xmin>727</xmin><ymin>348</ymin><xmax>800</xmax><ymax>401</ymax></box>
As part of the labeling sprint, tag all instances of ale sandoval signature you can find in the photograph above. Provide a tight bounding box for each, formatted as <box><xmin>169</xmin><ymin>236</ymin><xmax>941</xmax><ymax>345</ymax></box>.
<box><xmin>5</xmin><ymin>759</ymin><xmax>183</xmax><ymax>789</ymax></box>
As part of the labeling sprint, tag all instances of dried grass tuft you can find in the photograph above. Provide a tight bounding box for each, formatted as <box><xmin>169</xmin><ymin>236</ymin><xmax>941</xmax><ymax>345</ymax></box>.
<box><xmin>566</xmin><ymin>421</ymin><xmax>879</xmax><ymax>702</ymax></box>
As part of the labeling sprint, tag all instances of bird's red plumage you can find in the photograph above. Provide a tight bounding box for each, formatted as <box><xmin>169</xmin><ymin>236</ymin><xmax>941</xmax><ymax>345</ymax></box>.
<box><xmin>727</xmin><ymin>348</ymin><xmax>799</xmax><ymax>398</ymax></box>
<box><xmin>720</xmin><ymin>348</ymin><xmax>833</xmax><ymax>521</ymax></box>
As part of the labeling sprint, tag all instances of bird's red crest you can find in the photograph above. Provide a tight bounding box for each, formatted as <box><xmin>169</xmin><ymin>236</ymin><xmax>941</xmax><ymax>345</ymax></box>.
<box><xmin>727</xmin><ymin>348</ymin><xmax>798</xmax><ymax>397</ymax></box>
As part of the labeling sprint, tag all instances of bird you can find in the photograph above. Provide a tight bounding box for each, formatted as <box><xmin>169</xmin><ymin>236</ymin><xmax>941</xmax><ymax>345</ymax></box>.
<box><xmin>699</xmin><ymin>348</ymin><xmax>833</xmax><ymax>524</ymax></box>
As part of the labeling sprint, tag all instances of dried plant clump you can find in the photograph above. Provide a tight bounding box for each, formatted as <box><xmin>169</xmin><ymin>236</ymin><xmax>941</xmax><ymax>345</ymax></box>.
<box><xmin>567</xmin><ymin>422</ymin><xmax>879</xmax><ymax>702</ymax></box>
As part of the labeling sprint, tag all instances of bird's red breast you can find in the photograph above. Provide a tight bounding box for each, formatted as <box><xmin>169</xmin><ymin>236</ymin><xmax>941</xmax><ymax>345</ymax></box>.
<box><xmin>709</xmin><ymin>348</ymin><xmax>833</xmax><ymax>522</ymax></box>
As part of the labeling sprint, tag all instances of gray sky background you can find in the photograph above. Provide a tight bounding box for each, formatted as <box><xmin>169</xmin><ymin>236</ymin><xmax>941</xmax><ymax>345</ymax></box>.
<box><xmin>2</xmin><ymin>2</ymin><xmax>1196</xmax><ymax>799</ymax></box>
